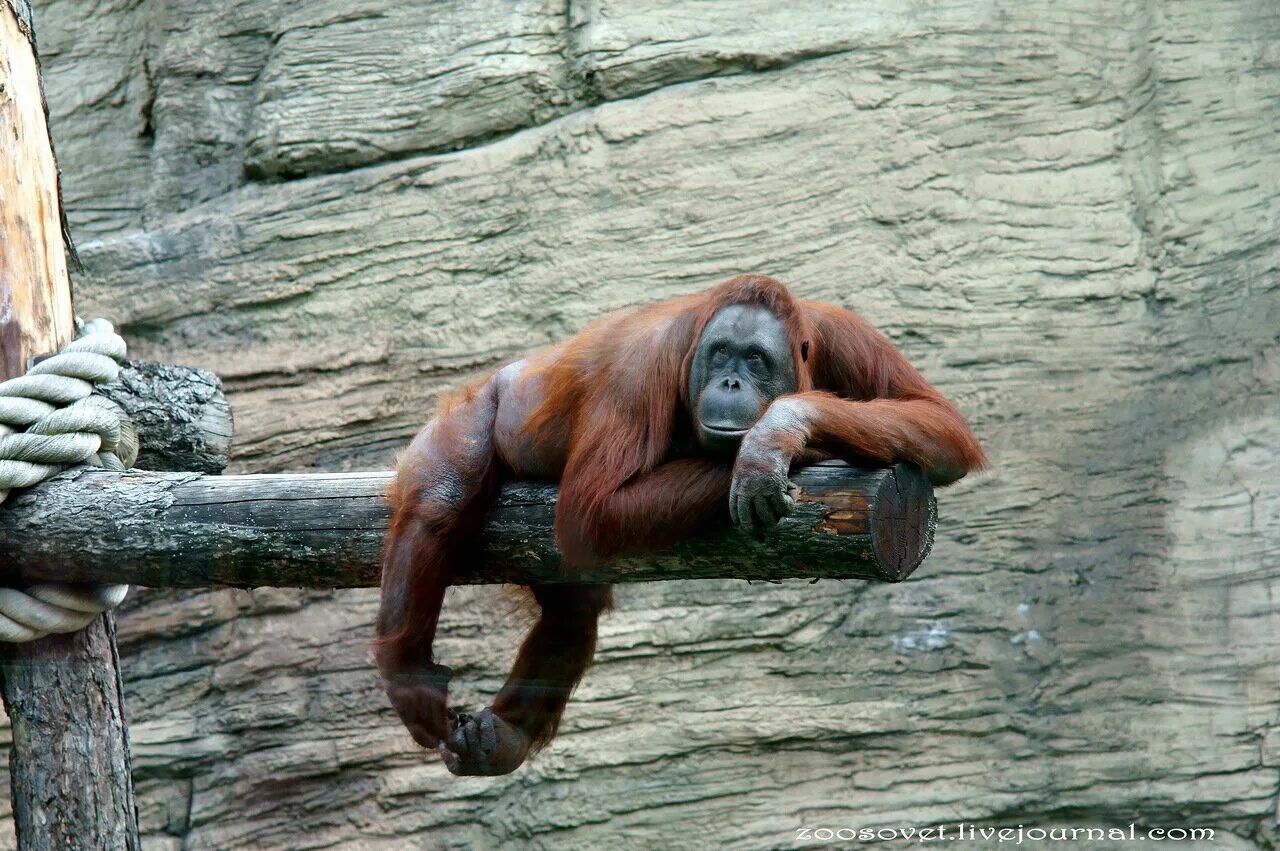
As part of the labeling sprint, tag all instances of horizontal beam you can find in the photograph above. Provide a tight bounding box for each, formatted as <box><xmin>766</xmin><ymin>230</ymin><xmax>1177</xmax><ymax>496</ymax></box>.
<box><xmin>0</xmin><ymin>462</ymin><xmax>936</xmax><ymax>587</ymax></box>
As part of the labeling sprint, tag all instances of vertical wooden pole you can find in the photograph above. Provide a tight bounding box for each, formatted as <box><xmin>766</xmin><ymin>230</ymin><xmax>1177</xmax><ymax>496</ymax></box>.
<box><xmin>0</xmin><ymin>1</ymin><xmax>140</xmax><ymax>848</ymax></box>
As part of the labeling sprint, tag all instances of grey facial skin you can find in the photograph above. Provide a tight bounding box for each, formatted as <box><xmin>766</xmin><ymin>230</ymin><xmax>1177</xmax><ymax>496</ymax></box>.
<box><xmin>688</xmin><ymin>304</ymin><xmax>799</xmax><ymax>454</ymax></box>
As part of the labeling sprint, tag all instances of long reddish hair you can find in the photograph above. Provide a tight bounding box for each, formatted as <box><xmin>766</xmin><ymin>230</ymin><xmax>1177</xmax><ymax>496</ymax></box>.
<box><xmin>522</xmin><ymin>275</ymin><xmax>815</xmax><ymax>561</ymax></box>
<box><xmin>525</xmin><ymin>275</ymin><xmax>814</xmax><ymax>459</ymax></box>
<box><xmin>374</xmin><ymin>273</ymin><xmax>987</xmax><ymax>765</ymax></box>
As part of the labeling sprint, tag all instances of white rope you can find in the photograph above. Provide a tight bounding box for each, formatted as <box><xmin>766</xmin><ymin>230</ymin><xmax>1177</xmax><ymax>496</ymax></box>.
<box><xmin>0</xmin><ymin>318</ymin><xmax>135</xmax><ymax>641</ymax></box>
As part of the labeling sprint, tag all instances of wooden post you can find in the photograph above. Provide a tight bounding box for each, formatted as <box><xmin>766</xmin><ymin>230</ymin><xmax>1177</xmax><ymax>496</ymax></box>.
<box><xmin>0</xmin><ymin>1</ymin><xmax>141</xmax><ymax>848</ymax></box>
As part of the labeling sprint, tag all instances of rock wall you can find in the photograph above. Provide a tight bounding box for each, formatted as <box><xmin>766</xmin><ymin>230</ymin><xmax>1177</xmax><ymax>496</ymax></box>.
<box><xmin>5</xmin><ymin>0</ymin><xmax>1278</xmax><ymax>847</ymax></box>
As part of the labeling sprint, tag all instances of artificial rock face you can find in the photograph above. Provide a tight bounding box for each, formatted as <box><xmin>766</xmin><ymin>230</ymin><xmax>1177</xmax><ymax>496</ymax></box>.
<box><xmin>6</xmin><ymin>0</ymin><xmax>1277</xmax><ymax>847</ymax></box>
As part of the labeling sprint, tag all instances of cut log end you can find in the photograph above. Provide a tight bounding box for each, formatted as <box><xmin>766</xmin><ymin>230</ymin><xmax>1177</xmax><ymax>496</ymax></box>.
<box><xmin>99</xmin><ymin>359</ymin><xmax>234</xmax><ymax>474</ymax></box>
<box><xmin>795</xmin><ymin>462</ymin><xmax>935</xmax><ymax>582</ymax></box>
<box><xmin>874</xmin><ymin>464</ymin><xmax>937</xmax><ymax>581</ymax></box>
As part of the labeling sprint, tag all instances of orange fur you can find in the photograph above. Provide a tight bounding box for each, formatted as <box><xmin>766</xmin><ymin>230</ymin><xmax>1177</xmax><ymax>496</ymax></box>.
<box><xmin>375</xmin><ymin>274</ymin><xmax>985</xmax><ymax>768</ymax></box>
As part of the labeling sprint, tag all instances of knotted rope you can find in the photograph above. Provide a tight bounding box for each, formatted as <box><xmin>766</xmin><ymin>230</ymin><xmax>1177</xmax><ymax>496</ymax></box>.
<box><xmin>0</xmin><ymin>319</ymin><xmax>136</xmax><ymax>641</ymax></box>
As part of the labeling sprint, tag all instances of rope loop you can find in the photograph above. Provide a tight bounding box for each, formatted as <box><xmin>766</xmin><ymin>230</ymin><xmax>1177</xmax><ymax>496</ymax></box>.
<box><xmin>0</xmin><ymin>319</ymin><xmax>136</xmax><ymax>641</ymax></box>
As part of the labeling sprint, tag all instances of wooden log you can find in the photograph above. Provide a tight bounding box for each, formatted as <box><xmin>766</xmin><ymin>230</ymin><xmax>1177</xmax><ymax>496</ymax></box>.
<box><xmin>0</xmin><ymin>622</ymin><xmax>137</xmax><ymax>851</ymax></box>
<box><xmin>0</xmin><ymin>1</ymin><xmax>73</xmax><ymax>371</ymax></box>
<box><xmin>0</xmin><ymin>462</ymin><xmax>935</xmax><ymax>588</ymax></box>
<box><xmin>100</xmin><ymin>360</ymin><xmax>233</xmax><ymax>474</ymax></box>
<box><xmin>0</xmin><ymin>2</ymin><xmax>141</xmax><ymax>848</ymax></box>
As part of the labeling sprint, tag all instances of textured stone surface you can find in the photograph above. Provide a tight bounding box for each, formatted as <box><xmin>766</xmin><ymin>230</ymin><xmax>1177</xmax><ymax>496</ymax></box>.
<box><xmin>3</xmin><ymin>0</ymin><xmax>1278</xmax><ymax>847</ymax></box>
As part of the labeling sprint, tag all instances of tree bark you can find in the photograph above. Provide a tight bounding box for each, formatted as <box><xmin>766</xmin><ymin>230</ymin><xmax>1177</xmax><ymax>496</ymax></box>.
<box><xmin>0</xmin><ymin>462</ymin><xmax>936</xmax><ymax>588</ymax></box>
<box><xmin>0</xmin><ymin>623</ymin><xmax>137</xmax><ymax>851</ymax></box>
<box><xmin>0</xmin><ymin>1</ymin><xmax>72</xmax><ymax>369</ymax></box>
<box><xmin>0</xmin><ymin>2</ymin><xmax>140</xmax><ymax>848</ymax></box>
<box><xmin>101</xmin><ymin>360</ymin><xmax>233</xmax><ymax>475</ymax></box>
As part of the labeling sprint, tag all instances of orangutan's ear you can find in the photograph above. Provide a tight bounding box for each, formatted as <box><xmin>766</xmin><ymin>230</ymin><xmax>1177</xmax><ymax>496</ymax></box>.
<box><xmin>801</xmin><ymin>340</ymin><xmax>810</xmax><ymax>362</ymax></box>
